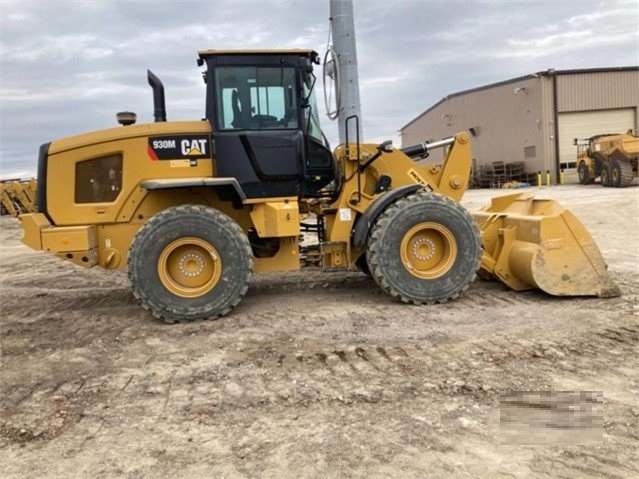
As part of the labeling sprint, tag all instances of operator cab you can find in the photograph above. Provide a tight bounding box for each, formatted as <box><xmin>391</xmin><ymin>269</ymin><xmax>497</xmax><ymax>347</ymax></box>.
<box><xmin>198</xmin><ymin>49</ymin><xmax>336</xmax><ymax>199</ymax></box>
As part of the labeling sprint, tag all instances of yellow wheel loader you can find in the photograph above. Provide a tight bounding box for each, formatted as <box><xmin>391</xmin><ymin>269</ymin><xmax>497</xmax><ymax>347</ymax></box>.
<box><xmin>19</xmin><ymin>50</ymin><xmax>619</xmax><ymax>323</ymax></box>
<box><xmin>1</xmin><ymin>179</ymin><xmax>37</xmax><ymax>216</ymax></box>
<box><xmin>576</xmin><ymin>131</ymin><xmax>639</xmax><ymax>187</ymax></box>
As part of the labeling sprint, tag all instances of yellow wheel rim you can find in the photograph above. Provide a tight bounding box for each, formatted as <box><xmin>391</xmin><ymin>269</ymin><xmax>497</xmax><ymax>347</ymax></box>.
<box><xmin>611</xmin><ymin>166</ymin><xmax>619</xmax><ymax>183</ymax></box>
<box><xmin>158</xmin><ymin>237</ymin><xmax>221</xmax><ymax>298</ymax></box>
<box><xmin>400</xmin><ymin>222</ymin><xmax>457</xmax><ymax>279</ymax></box>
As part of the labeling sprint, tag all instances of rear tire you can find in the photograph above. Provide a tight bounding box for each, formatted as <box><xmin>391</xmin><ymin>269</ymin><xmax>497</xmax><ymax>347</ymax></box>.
<box><xmin>600</xmin><ymin>163</ymin><xmax>612</xmax><ymax>187</ymax></box>
<box><xmin>610</xmin><ymin>160</ymin><xmax>622</xmax><ymax>187</ymax></box>
<box><xmin>366</xmin><ymin>192</ymin><xmax>481</xmax><ymax>304</ymax></box>
<box><xmin>619</xmin><ymin>160</ymin><xmax>635</xmax><ymax>187</ymax></box>
<box><xmin>127</xmin><ymin>205</ymin><xmax>252</xmax><ymax>323</ymax></box>
<box><xmin>610</xmin><ymin>159</ymin><xmax>634</xmax><ymax>187</ymax></box>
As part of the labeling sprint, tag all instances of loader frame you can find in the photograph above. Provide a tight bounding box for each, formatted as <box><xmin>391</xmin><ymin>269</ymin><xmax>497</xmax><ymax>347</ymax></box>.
<box><xmin>18</xmin><ymin>49</ymin><xmax>620</xmax><ymax>322</ymax></box>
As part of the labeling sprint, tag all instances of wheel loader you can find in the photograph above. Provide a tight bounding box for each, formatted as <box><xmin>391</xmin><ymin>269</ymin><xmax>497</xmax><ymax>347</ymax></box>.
<box><xmin>1</xmin><ymin>179</ymin><xmax>37</xmax><ymax>216</ymax></box>
<box><xmin>18</xmin><ymin>50</ymin><xmax>619</xmax><ymax>323</ymax></box>
<box><xmin>575</xmin><ymin>131</ymin><xmax>639</xmax><ymax>187</ymax></box>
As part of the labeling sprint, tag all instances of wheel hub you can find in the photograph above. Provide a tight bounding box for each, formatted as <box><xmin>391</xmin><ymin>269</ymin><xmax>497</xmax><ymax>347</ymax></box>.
<box><xmin>179</xmin><ymin>252</ymin><xmax>206</xmax><ymax>278</ymax></box>
<box><xmin>158</xmin><ymin>237</ymin><xmax>221</xmax><ymax>298</ymax></box>
<box><xmin>412</xmin><ymin>237</ymin><xmax>436</xmax><ymax>261</ymax></box>
<box><xmin>400</xmin><ymin>222</ymin><xmax>457</xmax><ymax>279</ymax></box>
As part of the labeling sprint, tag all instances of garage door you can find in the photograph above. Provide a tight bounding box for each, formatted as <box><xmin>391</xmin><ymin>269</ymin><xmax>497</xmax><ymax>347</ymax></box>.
<box><xmin>558</xmin><ymin>109</ymin><xmax>636</xmax><ymax>181</ymax></box>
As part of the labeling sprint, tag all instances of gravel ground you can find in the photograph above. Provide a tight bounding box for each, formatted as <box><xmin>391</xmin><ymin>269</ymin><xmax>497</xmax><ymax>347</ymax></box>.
<box><xmin>1</xmin><ymin>184</ymin><xmax>638</xmax><ymax>478</ymax></box>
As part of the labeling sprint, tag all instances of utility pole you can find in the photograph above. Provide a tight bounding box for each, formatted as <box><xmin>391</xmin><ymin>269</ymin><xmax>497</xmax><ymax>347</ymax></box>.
<box><xmin>329</xmin><ymin>0</ymin><xmax>362</xmax><ymax>143</ymax></box>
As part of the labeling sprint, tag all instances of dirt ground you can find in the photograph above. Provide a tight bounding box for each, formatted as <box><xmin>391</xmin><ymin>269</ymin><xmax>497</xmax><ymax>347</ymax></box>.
<box><xmin>1</xmin><ymin>184</ymin><xmax>638</xmax><ymax>478</ymax></box>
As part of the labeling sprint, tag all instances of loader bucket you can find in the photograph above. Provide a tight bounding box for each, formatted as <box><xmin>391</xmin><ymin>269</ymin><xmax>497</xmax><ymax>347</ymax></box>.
<box><xmin>472</xmin><ymin>192</ymin><xmax>620</xmax><ymax>298</ymax></box>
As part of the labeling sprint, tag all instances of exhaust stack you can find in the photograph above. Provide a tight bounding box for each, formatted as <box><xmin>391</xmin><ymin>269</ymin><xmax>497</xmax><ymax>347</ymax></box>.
<box><xmin>147</xmin><ymin>70</ymin><xmax>166</xmax><ymax>122</ymax></box>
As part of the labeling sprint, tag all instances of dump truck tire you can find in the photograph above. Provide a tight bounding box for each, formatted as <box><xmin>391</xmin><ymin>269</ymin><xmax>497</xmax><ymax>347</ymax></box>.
<box><xmin>600</xmin><ymin>163</ymin><xmax>612</xmax><ymax>187</ymax></box>
<box><xmin>578</xmin><ymin>161</ymin><xmax>594</xmax><ymax>185</ymax></box>
<box><xmin>610</xmin><ymin>160</ymin><xmax>622</xmax><ymax>187</ymax></box>
<box><xmin>367</xmin><ymin>191</ymin><xmax>481</xmax><ymax>305</ymax></box>
<box><xmin>610</xmin><ymin>159</ymin><xmax>634</xmax><ymax>187</ymax></box>
<box><xmin>619</xmin><ymin>160</ymin><xmax>635</xmax><ymax>187</ymax></box>
<box><xmin>127</xmin><ymin>205</ymin><xmax>252</xmax><ymax>323</ymax></box>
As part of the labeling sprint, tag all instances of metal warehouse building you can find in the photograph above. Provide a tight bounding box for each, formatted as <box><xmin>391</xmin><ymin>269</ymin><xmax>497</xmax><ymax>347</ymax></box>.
<box><xmin>400</xmin><ymin>66</ymin><xmax>639</xmax><ymax>186</ymax></box>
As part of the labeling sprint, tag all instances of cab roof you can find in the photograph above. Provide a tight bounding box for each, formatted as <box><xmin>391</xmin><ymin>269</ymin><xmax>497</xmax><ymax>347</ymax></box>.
<box><xmin>198</xmin><ymin>49</ymin><xmax>317</xmax><ymax>57</ymax></box>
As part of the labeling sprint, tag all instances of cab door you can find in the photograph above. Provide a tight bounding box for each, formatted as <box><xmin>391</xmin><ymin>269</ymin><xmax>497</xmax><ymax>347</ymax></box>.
<box><xmin>211</xmin><ymin>65</ymin><xmax>303</xmax><ymax>198</ymax></box>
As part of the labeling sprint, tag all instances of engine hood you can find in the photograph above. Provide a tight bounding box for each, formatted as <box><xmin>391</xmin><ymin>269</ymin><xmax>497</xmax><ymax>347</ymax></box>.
<box><xmin>49</xmin><ymin>120</ymin><xmax>212</xmax><ymax>155</ymax></box>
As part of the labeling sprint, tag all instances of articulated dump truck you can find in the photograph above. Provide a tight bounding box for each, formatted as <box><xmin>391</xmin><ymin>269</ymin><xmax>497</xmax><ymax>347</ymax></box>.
<box><xmin>18</xmin><ymin>50</ymin><xmax>620</xmax><ymax>323</ymax></box>
<box><xmin>576</xmin><ymin>130</ymin><xmax>639</xmax><ymax>187</ymax></box>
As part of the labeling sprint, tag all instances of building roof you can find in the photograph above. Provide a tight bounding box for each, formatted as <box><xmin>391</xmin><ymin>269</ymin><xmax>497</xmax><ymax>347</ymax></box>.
<box><xmin>400</xmin><ymin>66</ymin><xmax>639</xmax><ymax>131</ymax></box>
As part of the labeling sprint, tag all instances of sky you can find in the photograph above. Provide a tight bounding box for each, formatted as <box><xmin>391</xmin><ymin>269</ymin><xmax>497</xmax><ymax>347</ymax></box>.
<box><xmin>1</xmin><ymin>0</ymin><xmax>638</xmax><ymax>179</ymax></box>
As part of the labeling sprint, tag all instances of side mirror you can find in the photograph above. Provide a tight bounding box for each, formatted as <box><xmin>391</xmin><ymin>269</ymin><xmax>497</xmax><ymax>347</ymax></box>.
<box><xmin>299</xmin><ymin>57</ymin><xmax>314</xmax><ymax>89</ymax></box>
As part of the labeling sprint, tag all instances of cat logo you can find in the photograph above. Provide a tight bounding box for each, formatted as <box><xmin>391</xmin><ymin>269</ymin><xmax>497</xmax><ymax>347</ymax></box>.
<box><xmin>181</xmin><ymin>139</ymin><xmax>207</xmax><ymax>156</ymax></box>
<box><xmin>148</xmin><ymin>134</ymin><xmax>211</xmax><ymax>161</ymax></box>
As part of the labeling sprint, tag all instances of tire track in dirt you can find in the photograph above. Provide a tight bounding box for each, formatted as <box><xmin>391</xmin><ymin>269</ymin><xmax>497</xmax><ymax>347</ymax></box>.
<box><xmin>4</xmin><ymin>319</ymin><xmax>636</xmax><ymax>415</ymax></box>
<box><xmin>81</xmin><ymin>321</ymin><xmax>632</xmax><ymax>420</ymax></box>
<box><xmin>2</xmin><ymin>286</ymin><xmax>137</xmax><ymax>311</ymax></box>
<box><xmin>2</xmin><ymin>308</ymin><xmax>637</xmax><ymax>479</ymax></box>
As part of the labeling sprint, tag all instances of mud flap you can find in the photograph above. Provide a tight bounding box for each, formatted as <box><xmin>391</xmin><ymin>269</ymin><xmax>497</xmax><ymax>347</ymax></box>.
<box><xmin>473</xmin><ymin>192</ymin><xmax>620</xmax><ymax>298</ymax></box>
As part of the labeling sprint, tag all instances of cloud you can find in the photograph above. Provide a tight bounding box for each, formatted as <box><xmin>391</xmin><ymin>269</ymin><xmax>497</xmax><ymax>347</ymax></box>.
<box><xmin>0</xmin><ymin>0</ymin><xmax>636</xmax><ymax>178</ymax></box>
<box><xmin>3</xmin><ymin>34</ymin><xmax>114</xmax><ymax>63</ymax></box>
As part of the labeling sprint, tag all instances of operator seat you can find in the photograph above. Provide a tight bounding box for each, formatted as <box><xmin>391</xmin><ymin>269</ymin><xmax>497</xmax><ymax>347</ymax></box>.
<box><xmin>231</xmin><ymin>89</ymin><xmax>243</xmax><ymax>128</ymax></box>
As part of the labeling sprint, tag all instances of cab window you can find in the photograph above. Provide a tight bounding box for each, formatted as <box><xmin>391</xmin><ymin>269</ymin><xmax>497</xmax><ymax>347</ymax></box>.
<box><xmin>303</xmin><ymin>84</ymin><xmax>323</xmax><ymax>143</ymax></box>
<box><xmin>215</xmin><ymin>66</ymin><xmax>298</xmax><ymax>130</ymax></box>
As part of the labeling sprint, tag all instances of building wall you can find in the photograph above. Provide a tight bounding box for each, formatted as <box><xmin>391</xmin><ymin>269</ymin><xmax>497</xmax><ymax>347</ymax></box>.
<box><xmin>401</xmin><ymin>68</ymin><xmax>639</xmax><ymax>185</ymax></box>
<box><xmin>557</xmin><ymin>69</ymin><xmax>639</xmax><ymax>114</ymax></box>
<box><xmin>401</xmin><ymin>75</ymin><xmax>550</xmax><ymax>176</ymax></box>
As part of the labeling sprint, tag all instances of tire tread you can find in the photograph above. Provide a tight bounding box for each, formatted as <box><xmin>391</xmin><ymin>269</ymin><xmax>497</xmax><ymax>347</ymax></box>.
<box><xmin>127</xmin><ymin>205</ymin><xmax>252</xmax><ymax>323</ymax></box>
<box><xmin>367</xmin><ymin>191</ymin><xmax>481</xmax><ymax>305</ymax></box>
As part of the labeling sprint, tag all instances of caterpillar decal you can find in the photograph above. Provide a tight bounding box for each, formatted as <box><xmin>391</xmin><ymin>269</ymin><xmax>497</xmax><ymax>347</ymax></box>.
<box><xmin>148</xmin><ymin>135</ymin><xmax>211</xmax><ymax>161</ymax></box>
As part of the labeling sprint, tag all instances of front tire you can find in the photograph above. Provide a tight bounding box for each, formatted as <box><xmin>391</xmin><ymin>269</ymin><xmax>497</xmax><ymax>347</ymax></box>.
<box><xmin>578</xmin><ymin>161</ymin><xmax>593</xmax><ymax>185</ymax></box>
<box><xmin>367</xmin><ymin>192</ymin><xmax>481</xmax><ymax>305</ymax></box>
<box><xmin>127</xmin><ymin>205</ymin><xmax>252</xmax><ymax>323</ymax></box>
